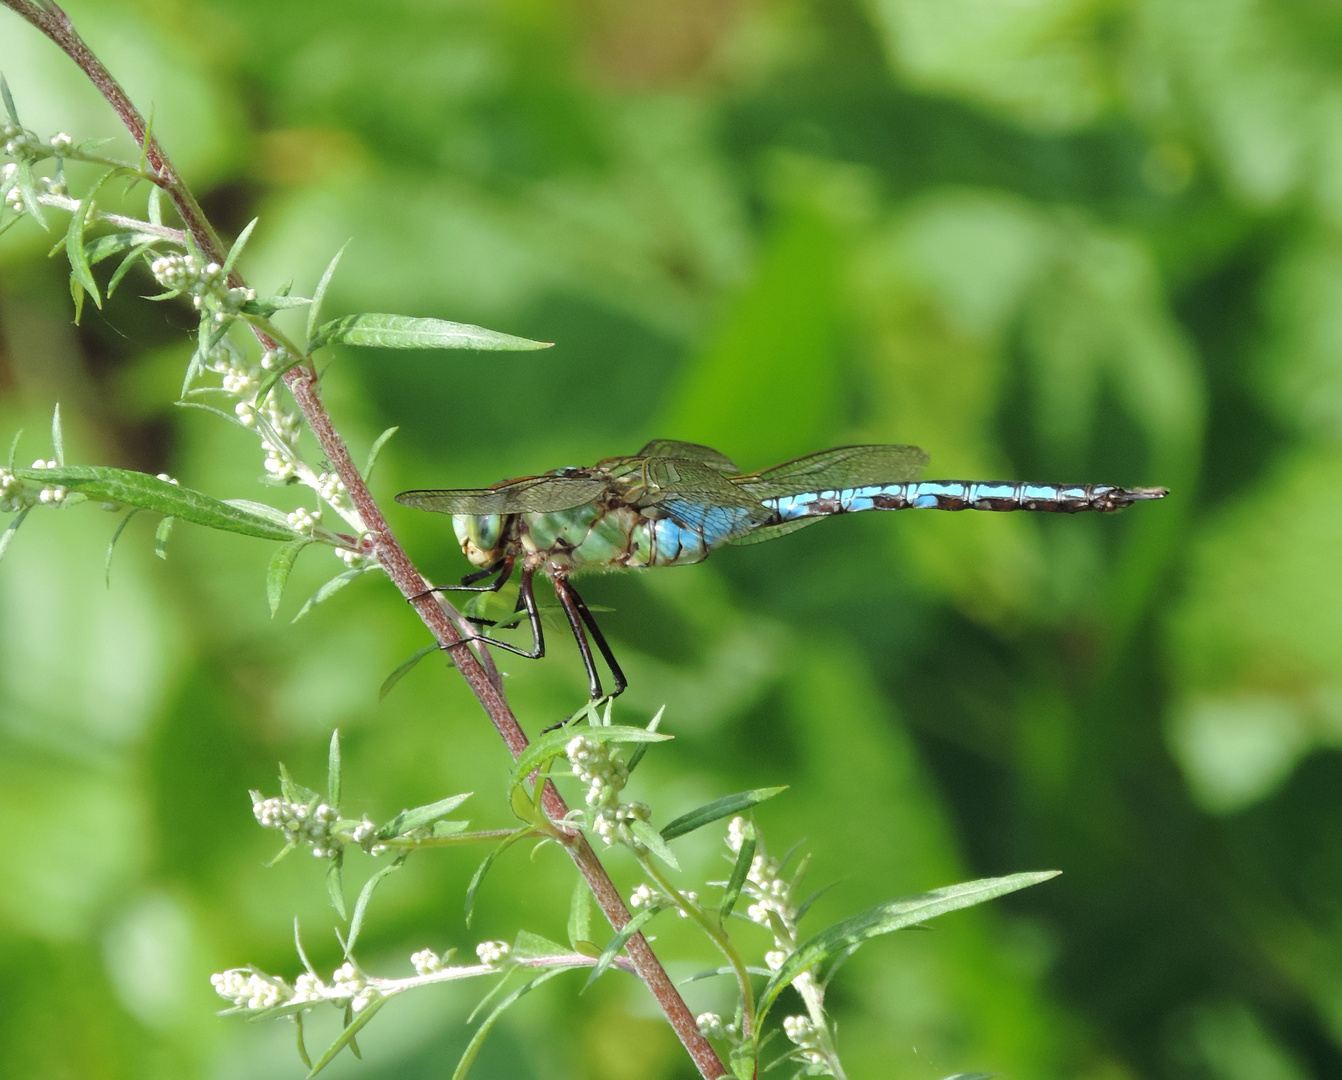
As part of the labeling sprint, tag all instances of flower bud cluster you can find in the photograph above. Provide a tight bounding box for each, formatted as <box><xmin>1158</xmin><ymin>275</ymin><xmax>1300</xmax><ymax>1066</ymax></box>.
<box><xmin>286</xmin><ymin>506</ymin><xmax>321</xmax><ymax>533</ymax></box>
<box><xmin>250</xmin><ymin>792</ymin><xmax>375</xmax><ymax>858</ymax></box>
<box><xmin>149</xmin><ymin>252</ymin><xmax>256</xmax><ymax>317</ymax></box>
<box><xmin>695</xmin><ymin>1012</ymin><xmax>738</xmax><ymax>1041</ymax></box>
<box><xmin>410</xmin><ymin>948</ymin><xmax>444</xmax><ymax>975</ymax></box>
<box><xmin>726</xmin><ymin>816</ymin><xmax>794</xmax><ymax>929</ymax></box>
<box><xmin>211</xmin><ymin>960</ymin><xmax>381</xmax><ymax>1015</ymax></box>
<box><xmin>592</xmin><ymin>801</ymin><xmax>650</xmax><ymax>846</ymax></box>
<box><xmin>567</xmin><ymin>734</ymin><xmax>629</xmax><ymax>807</ymax></box>
<box><xmin>628</xmin><ymin>882</ymin><xmax>660</xmax><ymax>909</ymax></box>
<box><xmin>210</xmin><ymin>968</ymin><xmax>291</xmax><ymax>1010</ymax></box>
<box><xmin>782</xmin><ymin>1015</ymin><xmax>825</xmax><ymax>1065</ymax></box>
<box><xmin>476</xmin><ymin>940</ymin><xmax>511</xmax><ymax>967</ymax></box>
<box><xmin>1</xmin><ymin>122</ymin><xmax>39</xmax><ymax>159</ymax></box>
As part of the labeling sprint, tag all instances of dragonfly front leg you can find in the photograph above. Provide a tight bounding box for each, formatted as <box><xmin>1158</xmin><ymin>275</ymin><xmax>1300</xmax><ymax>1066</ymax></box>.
<box><xmin>552</xmin><ymin>576</ymin><xmax>627</xmax><ymax>700</ymax></box>
<box><xmin>440</xmin><ymin>565</ymin><xmax>546</xmax><ymax>662</ymax></box>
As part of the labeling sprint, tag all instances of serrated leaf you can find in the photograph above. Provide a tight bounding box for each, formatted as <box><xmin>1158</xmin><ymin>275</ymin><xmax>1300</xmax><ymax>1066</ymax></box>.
<box><xmin>628</xmin><ymin>818</ymin><xmax>680</xmax><ymax>870</ymax></box>
<box><xmin>567</xmin><ymin>877</ymin><xmax>592</xmax><ymax>952</ymax></box>
<box><xmin>451</xmin><ymin>969</ymin><xmax>568</xmax><ymax>1080</ymax></box>
<box><xmin>759</xmin><ymin>872</ymin><xmax>1060</xmax><ymax>1020</ymax></box>
<box><xmin>291</xmin><ymin>567</ymin><xmax>369</xmax><ymax>623</ymax></box>
<box><xmin>305</xmin><ymin>994</ymin><xmax>387</xmax><ymax>1077</ymax></box>
<box><xmin>660</xmin><ymin>787</ymin><xmax>787</xmax><ymax>842</ymax></box>
<box><xmin>326</xmin><ymin>851</ymin><xmax>346</xmax><ymax>919</ymax></box>
<box><xmin>104</xmin><ymin>508</ymin><xmax>142</xmax><ymax>586</ymax></box>
<box><xmin>312</xmin><ymin>313</ymin><xmax>551</xmax><ymax>352</ymax></box>
<box><xmin>719</xmin><ymin>822</ymin><xmax>755</xmax><ymax>922</ymax></box>
<box><xmin>307</xmin><ymin>241</ymin><xmax>348</xmax><ymax>348</ymax></box>
<box><xmin>583</xmin><ymin>906</ymin><xmax>656</xmax><ymax>991</ymax></box>
<box><xmin>346</xmin><ymin>854</ymin><xmax>406</xmax><ymax>956</ymax></box>
<box><xmin>154</xmin><ymin>515</ymin><xmax>174</xmax><ymax>559</ymax></box>
<box><xmin>363</xmin><ymin>426</ymin><xmax>398</xmax><ymax>480</ymax></box>
<box><xmin>221</xmin><ymin>217</ymin><xmax>258</xmax><ymax>278</ymax></box>
<box><xmin>267</xmin><ymin>538</ymin><xmax>311</xmax><ymax>616</ymax></box>
<box><xmin>0</xmin><ymin>506</ymin><xmax>32</xmax><ymax>561</ymax></box>
<box><xmin>13</xmin><ymin>465</ymin><xmax>298</xmax><ymax>541</ymax></box>
<box><xmin>376</xmin><ymin>793</ymin><xmax>473</xmax><ymax>840</ymax></box>
<box><xmin>327</xmin><ymin>729</ymin><xmax>342</xmax><ymax>808</ymax></box>
<box><xmin>512</xmin><ymin>724</ymin><xmax>672</xmax><ymax>784</ymax></box>
<box><xmin>378</xmin><ymin>643</ymin><xmax>439</xmax><ymax>700</ymax></box>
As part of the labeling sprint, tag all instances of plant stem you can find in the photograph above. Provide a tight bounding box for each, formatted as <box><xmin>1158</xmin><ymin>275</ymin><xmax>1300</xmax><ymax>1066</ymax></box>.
<box><xmin>2</xmin><ymin>3</ymin><xmax>727</xmax><ymax>1076</ymax></box>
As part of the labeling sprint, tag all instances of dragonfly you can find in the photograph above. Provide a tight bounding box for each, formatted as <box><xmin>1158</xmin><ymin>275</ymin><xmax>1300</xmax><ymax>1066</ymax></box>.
<box><xmin>397</xmin><ymin>440</ymin><xmax>1166</xmax><ymax>699</ymax></box>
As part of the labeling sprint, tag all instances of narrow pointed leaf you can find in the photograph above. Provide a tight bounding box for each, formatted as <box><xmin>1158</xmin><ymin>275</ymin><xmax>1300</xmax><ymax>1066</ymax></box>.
<box><xmin>510</xmin><ymin>931</ymin><xmax>570</xmax><ymax>960</ymax></box>
<box><xmin>295</xmin><ymin>1013</ymin><xmax>312</xmax><ymax>1070</ymax></box>
<box><xmin>759</xmin><ymin>872</ymin><xmax>1060</xmax><ymax>1018</ymax></box>
<box><xmin>376</xmin><ymin>793</ymin><xmax>473</xmax><ymax>839</ymax></box>
<box><xmin>64</xmin><ymin>193</ymin><xmax>101</xmax><ymax>309</ymax></box>
<box><xmin>465</xmin><ymin>831</ymin><xmax>528</xmax><ymax>925</ymax></box>
<box><xmin>451</xmin><ymin>969</ymin><xmax>568</xmax><ymax>1080</ymax></box>
<box><xmin>0</xmin><ymin>76</ymin><xmax>18</xmax><ymax>124</ymax></box>
<box><xmin>291</xmin><ymin>567</ymin><xmax>369</xmax><ymax>623</ymax></box>
<box><xmin>325</xmin><ymin>851</ymin><xmax>346</xmax><ymax>920</ymax></box>
<box><xmin>108</xmin><ymin>240</ymin><xmax>156</xmax><ymax>296</ymax></box>
<box><xmin>104</xmin><ymin>508</ymin><xmax>142</xmax><ymax>586</ymax></box>
<box><xmin>346</xmin><ymin>854</ymin><xmax>406</xmax><ymax>956</ymax></box>
<box><xmin>628</xmin><ymin>819</ymin><xmax>680</xmax><ymax>870</ymax></box>
<box><xmin>307</xmin><ymin>241</ymin><xmax>348</xmax><ymax>347</ymax></box>
<box><xmin>49</xmin><ymin>404</ymin><xmax>63</xmax><ymax>466</ymax></box>
<box><xmin>661</xmin><ymin>787</ymin><xmax>787</xmax><ymax>842</ymax></box>
<box><xmin>312</xmin><ymin>313</ymin><xmax>551</xmax><ymax>352</ymax></box>
<box><xmin>719</xmin><ymin>822</ymin><xmax>755</xmax><ymax>922</ymax></box>
<box><xmin>15</xmin><ymin>161</ymin><xmax>46</xmax><ymax>226</ymax></box>
<box><xmin>305</xmin><ymin>994</ymin><xmax>387</xmax><ymax>1077</ymax></box>
<box><xmin>13</xmin><ymin>465</ymin><xmax>298</xmax><ymax>540</ymax></box>
<box><xmin>267</xmin><ymin>538</ymin><xmax>311</xmax><ymax>615</ymax></box>
<box><xmin>623</xmin><ymin>705</ymin><xmax>663</xmax><ymax>775</ymax></box>
<box><xmin>0</xmin><ymin>506</ymin><xmax>32</xmax><ymax>561</ymax></box>
<box><xmin>154</xmin><ymin>516</ymin><xmax>174</xmax><ymax>559</ymax></box>
<box><xmin>567</xmin><ymin>877</ymin><xmax>592</xmax><ymax>951</ymax></box>
<box><xmin>379</xmin><ymin>643</ymin><xmax>439</xmax><ymax>700</ymax></box>
<box><xmin>512</xmin><ymin>724</ymin><xmax>671</xmax><ymax>784</ymax></box>
<box><xmin>327</xmin><ymin>729</ymin><xmax>342</xmax><ymax>808</ymax></box>
<box><xmin>221</xmin><ymin>217</ymin><xmax>258</xmax><ymax>277</ymax></box>
<box><xmin>363</xmin><ymin>426</ymin><xmax>398</xmax><ymax>480</ymax></box>
<box><xmin>253</xmin><ymin>352</ymin><xmax>309</xmax><ymax>406</ymax></box>
<box><xmin>583</xmin><ymin>907</ymin><xmax>656</xmax><ymax>991</ymax></box>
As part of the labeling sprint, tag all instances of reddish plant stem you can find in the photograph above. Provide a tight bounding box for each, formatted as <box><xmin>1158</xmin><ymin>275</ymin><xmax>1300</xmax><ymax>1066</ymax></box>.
<box><xmin>6</xmin><ymin>3</ymin><xmax>726</xmax><ymax>1077</ymax></box>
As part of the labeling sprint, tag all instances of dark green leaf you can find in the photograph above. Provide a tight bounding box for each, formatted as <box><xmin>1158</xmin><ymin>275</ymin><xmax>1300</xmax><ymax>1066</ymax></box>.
<box><xmin>451</xmin><ymin>969</ymin><xmax>568</xmax><ymax>1080</ymax></box>
<box><xmin>661</xmin><ymin>787</ymin><xmax>787</xmax><ymax>842</ymax></box>
<box><xmin>346</xmin><ymin>854</ymin><xmax>406</xmax><ymax>956</ymax></box>
<box><xmin>267</xmin><ymin>538</ymin><xmax>311</xmax><ymax>616</ymax></box>
<box><xmin>104</xmin><ymin>508</ymin><xmax>142</xmax><ymax>586</ymax></box>
<box><xmin>759</xmin><ymin>872</ymin><xmax>1060</xmax><ymax>1019</ymax></box>
<box><xmin>378</xmin><ymin>643</ymin><xmax>439</xmax><ymax>700</ymax></box>
<box><xmin>13</xmin><ymin>465</ymin><xmax>298</xmax><ymax>540</ymax></box>
<box><xmin>307</xmin><ymin>241</ymin><xmax>348</xmax><ymax>348</ymax></box>
<box><xmin>583</xmin><ymin>907</ymin><xmax>656</xmax><ymax>991</ymax></box>
<box><xmin>628</xmin><ymin>818</ymin><xmax>680</xmax><ymax>870</ymax></box>
<box><xmin>64</xmin><ymin>190</ymin><xmax>102</xmax><ymax>310</ymax></box>
<box><xmin>719</xmin><ymin>821</ymin><xmax>755</xmax><ymax>922</ymax></box>
<box><xmin>376</xmin><ymin>793</ymin><xmax>473</xmax><ymax>840</ymax></box>
<box><xmin>511</xmin><ymin>724</ymin><xmax>672</xmax><ymax>785</ymax></box>
<box><xmin>305</xmin><ymin>994</ymin><xmax>387</xmax><ymax>1077</ymax></box>
<box><xmin>312</xmin><ymin>313</ymin><xmax>552</xmax><ymax>352</ymax></box>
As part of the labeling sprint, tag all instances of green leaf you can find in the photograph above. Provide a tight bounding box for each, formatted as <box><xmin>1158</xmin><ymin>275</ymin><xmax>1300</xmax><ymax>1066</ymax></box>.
<box><xmin>278</xmin><ymin>763</ymin><xmax>321</xmax><ymax>806</ymax></box>
<box><xmin>295</xmin><ymin>1013</ymin><xmax>312</xmax><ymax>1070</ymax></box>
<box><xmin>451</xmin><ymin>969</ymin><xmax>568</xmax><ymax>1080</ymax></box>
<box><xmin>12</xmin><ymin>465</ymin><xmax>298</xmax><ymax>541</ymax></box>
<box><xmin>327</xmin><ymin>729</ymin><xmax>342</xmax><ymax>808</ymax></box>
<box><xmin>84</xmin><ymin>230</ymin><xmax>156</xmax><ymax>266</ymax></box>
<box><xmin>154</xmin><ymin>516</ymin><xmax>174</xmax><ymax>560</ymax></box>
<box><xmin>363</xmin><ymin>426</ymin><xmax>398</xmax><ymax>480</ymax></box>
<box><xmin>104</xmin><ymin>508</ymin><xmax>142</xmax><ymax>586</ymax></box>
<box><xmin>623</xmin><ymin>705</ymin><xmax>663</xmax><ymax>775</ymax></box>
<box><xmin>221</xmin><ymin>217</ymin><xmax>258</xmax><ymax>278</ymax></box>
<box><xmin>107</xmin><ymin>240</ymin><xmax>157</xmax><ymax>297</ymax></box>
<box><xmin>253</xmin><ymin>352</ymin><xmax>309</xmax><ymax>408</ymax></box>
<box><xmin>728</xmin><ymin>1045</ymin><xmax>757</xmax><ymax>1080</ymax></box>
<box><xmin>0</xmin><ymin>506</ymin><xmax>32</xmax><ymax>561</ymax></box>
<box><xmin>719</xmin><ymin>821</ymin><xmax>755</xmax><ymax>922</ymax></box>
<box><xmin>628</xmin><ymin>818</ymin><xmax>679</xmax><ymax>870</ymax></box>
<box><xmin>305</xmin><ymin>994</ymin><xmax>387</xmax><ymax>1077</ymax></box>
<box><xmin>7</xmin><ymin>428</ymin><xmax>21</xmax><ymax>472</ymax></box>
<box><xmin>378</xmin><ymin>643</ymin><xmax>439</xmax><ymax>700</ymax></box>
<box><xmin>240</xmin><ymin>294</ymin><xmax>311</xmax><ymax>316</ymax></box>
<box><xmin>1</xmin><ymin>75</ymin><xmax>18</xmax><ymax>125</ymax></box>
<box><xmin>511</xmin><ymin>724</ymin><xmax>672</xmax><ymax>785</ymax></box>
<box><xmin>376</xmin><ymin>793</ymin><xmax>473</xmax><ymax>840</ymax></box>
<box><xmin>582</xmin><ymin>906</ymin><xmax>656</xmax><ymax>991</ymax></box>
<box><xmin>346</xmin><ymin>854</ymin><xmax>406</xmax><ymax>956</ymax></box>
<box><xmin>567</xmin><ymin>877</ymin><xmax>592</xmax><ymax>952</ymax></box>
<box><xmin>267</xmin><ymin>538</ymin><xmax>311</xmax><ymax>616</ymax></box>
<box><xmin>49</xmin><ymin>404</ymin><xmax>63</xmax><ymax>466</ymax></box>
<box><xmin>465</xmin><ymin>831</ymin><xmax>529</xmax><ymax>926</ymax></box>
<box><xmin>15</xmin><ymin>160</ymin><xmax>45</xmax><ymax>227</ymax></box>
<box><xmin>64</xmin><ymin>190</ymin><xmax>102</xmax><ymax>310</ymax></box>
<box><xmin>510</xmin><ymin>930</ymin><xmax>570</xmax><ymax>960</ymax></box>
<box><xmin>660</xmin><ymin>787</ymin><xmax>787</xmax><ymax>842</ymax></box>
<box><xmin>758</xmin><ymin>872</ymin><xmax>1060</xmax><ymax>1020</ymax></box>
<box><xmin>307</xmin><ymin>241</ymin><xmax>348</xmax><ymax>348</ymax></box>
<box><xmin>291</xmin><ymin>567</ymin><xmax>370</xmax><ymax>623</ymax></box>
<box><xmin>326</xmin><ymin>850</ymin><xmax>346</xmax><ymax>920</ymax></box>
<box><xmin>312</xmin><ymin>313</ymin><xmax>552</xmax><ymax>352</ymax></box>
<box><xmin>147</xmin><ymin>184</ymin><xmax>163</xmax><ymax>227</ymax></box>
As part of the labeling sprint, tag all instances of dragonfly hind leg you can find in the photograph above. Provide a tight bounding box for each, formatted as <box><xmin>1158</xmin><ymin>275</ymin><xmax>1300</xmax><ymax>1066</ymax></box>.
<box><xmin>552</xmin><ymin>575</ymin><xmax>627</xmax><ymax>700</ymax></box>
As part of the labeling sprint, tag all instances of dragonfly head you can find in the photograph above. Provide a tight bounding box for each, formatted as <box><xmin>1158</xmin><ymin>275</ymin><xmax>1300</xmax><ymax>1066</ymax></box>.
<box><xmin>452</xmin><ymin>513</ymin><xmax>505</xmax><ymax>567</ymax></box>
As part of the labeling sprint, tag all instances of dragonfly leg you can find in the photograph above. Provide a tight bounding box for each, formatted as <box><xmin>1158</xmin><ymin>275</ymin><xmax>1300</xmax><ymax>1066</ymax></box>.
<box><xmin>553</xmin><ymin>576</ymin><xmax>627</xmax><ymax>699</ymax></box>
<box><xmin>441</xmin><ymin>566</ymin><xmax>545</xmax><ymax>661</ymax></box>
<box><xmin>411</xmin><ymin>556</ymin><xmax>515</xmax><ymax>601</ymax></box>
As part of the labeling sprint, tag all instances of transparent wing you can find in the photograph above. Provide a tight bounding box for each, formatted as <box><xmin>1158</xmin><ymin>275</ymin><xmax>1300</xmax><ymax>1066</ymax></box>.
<box><xmin>396</xmin><ymin>476</ymin><xmax>608</xmax><ymax>515</ymax></box>
<box><xmin>734</xmin><ymin>445</ymin><xmax>929</xmax><ymax>499</ymax></box>
<box><xmin>636</xmin><ymin>439</ymin><xmax>739</xmax><ymax>474</ymax></box>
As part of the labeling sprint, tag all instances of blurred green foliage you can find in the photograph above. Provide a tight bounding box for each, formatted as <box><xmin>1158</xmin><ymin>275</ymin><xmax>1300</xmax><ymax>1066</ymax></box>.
<box><xmin>2</xmin><ymin>0</ymin><xmax>1342</xmax><ymax>1077</ymax></box>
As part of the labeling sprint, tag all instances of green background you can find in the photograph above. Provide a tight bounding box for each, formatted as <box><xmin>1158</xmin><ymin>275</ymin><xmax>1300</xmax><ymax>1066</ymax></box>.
<box><xmin>1</xmin><ymin>1</ymin><xmax>1340</xmax><ymax>1077</ymax></box>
